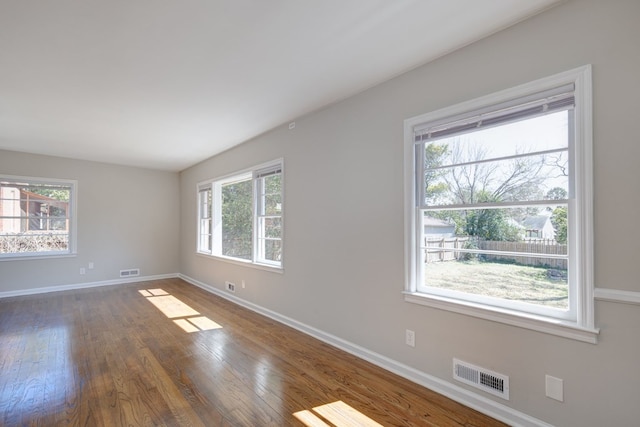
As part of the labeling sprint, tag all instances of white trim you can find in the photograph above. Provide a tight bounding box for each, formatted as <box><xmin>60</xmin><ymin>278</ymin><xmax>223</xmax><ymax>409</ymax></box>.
<box><xmin>404</xmin><ymin>292</ymin><xmax>599</xmax><ymax>344</ymax></box>
<box><xmin>180</xmin><ymin>273</ymin><xmax>553</xmax><ymax>427</ymax></box>
<box><xmin>595</xmin><ymin>288</ymin><xmax>640</xmax><ymax>306</ymax></box>
<box><xmin>0</xmin><ymin>273</ymin><xmax>178</xmax><ymax>299</ymax></box>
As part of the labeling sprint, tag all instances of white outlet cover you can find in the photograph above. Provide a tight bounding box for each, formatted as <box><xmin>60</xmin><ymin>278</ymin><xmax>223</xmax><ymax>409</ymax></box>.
<box><xmin>405</xmin><ymin>329</ymin><xmax>415</xmax><ymax>347</ymax></box>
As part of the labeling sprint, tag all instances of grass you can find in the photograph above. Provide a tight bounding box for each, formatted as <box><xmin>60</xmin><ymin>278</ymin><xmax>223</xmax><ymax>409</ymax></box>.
<box><xmin>424</xmin><ymin>260</ymin><xmax>568</xmax><ymax>309</ymax></box>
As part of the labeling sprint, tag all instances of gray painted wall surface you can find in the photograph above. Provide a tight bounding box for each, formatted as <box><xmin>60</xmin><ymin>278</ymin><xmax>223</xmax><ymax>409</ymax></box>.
<box><xmin>180</xmin><ymin>1</ymin><xmax>640</xmax><ymax>425</ymax></box>
<box><xmin>0</xmin><ymin>150</ymin><xmax>180</xmax><ymax>291</ymax></box>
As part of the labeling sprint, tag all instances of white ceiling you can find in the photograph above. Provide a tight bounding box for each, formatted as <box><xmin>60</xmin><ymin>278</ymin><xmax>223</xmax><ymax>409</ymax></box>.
<box><xmin>0</xmin><ymin>0</ymin><xmax>560</xmax><ymax>172</ymax></box>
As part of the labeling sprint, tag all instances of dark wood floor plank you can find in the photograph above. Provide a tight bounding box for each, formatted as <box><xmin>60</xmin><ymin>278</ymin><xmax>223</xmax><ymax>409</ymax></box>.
<box><xmin>0</xmin><ymin>278</ymin><xmax>507</xmax><ymax>426</ymax></box>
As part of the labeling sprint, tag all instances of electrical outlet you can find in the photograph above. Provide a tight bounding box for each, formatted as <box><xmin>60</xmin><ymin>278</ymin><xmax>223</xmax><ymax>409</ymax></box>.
<box><xmin>88</xmin><ymin>262</ymin><xmax>94</xmax><ymax>269</ymax></box>
<box><xmin>405</xmin><ymin>329</ymin><xmax>415</xmax><ymax>347</ymax></box>
<box><xmin>225</xmin><ymin>281</ymin><xmax>236</xmax><ymax>293</ymax></box>
<box><xmin>241</xmin><ymin>280</ymin><xmax>245</xmax><ymax>289</ymax></box>
<box><xmin>80</xmin><ymin>267</ymin><xmax>86</xmax><ymax>275</ymax></box>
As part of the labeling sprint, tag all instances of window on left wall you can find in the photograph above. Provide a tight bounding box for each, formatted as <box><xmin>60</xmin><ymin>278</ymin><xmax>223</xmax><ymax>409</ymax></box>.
<box><xmin>0</xmin><ymin>176</ymin><xmax>77</xmax><ymax>259</ymax></box>
<box><xmin>197</xmin><ymin>160</ymin><xmax>283</xmax><ymax>270</ymax></box>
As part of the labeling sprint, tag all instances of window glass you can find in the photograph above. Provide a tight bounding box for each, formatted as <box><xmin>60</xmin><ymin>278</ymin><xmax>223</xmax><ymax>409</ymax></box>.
<box><xmin>0</xmin><ymin>177</ymin><xmax>76</xmax><ymax>258</ymax></box>
<box><xmin>221</xmin><ymin>178</ymin><xmax>253</xmax><ymax>260</ymax></box>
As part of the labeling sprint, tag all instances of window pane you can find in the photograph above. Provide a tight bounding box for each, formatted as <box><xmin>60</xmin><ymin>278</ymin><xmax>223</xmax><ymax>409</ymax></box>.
<box><xmin>199</xmin><ymin>189</ymin><xmax>211</xmax><ymax>218</ymax></box>
<box><xmin>0</xmin><ymin>180</ymin><xmax>72</xmax><ymax>256</ymax></box>
<box><xmin>424</xmin><ymin>151</ymin><xmax>568</xmax><ymax>206</ymax></box>
<box><xmin>260</xmin><ymin>239</ymin><xmax>282</xmax><ymax>262</ymax></box>
<box><xmin>199</xmin><ymin>219</ymin><xmax>211</xmax><ymax>252</ymax></box>
<box><xmin>425</xmin><ymin>111</ymin><xmax>569</xmax><ymax>168</ymax></box>
<box><xmin>422</xmin><ymin>254</ymin><xmax>568</xmax><ymax>310</ymax></box>
<box><xmin>261</xmin><ymin>217</ymin><xmax>282</xmax><ymax>239</ymax></box>
<box><xmin>258</xmin><ymin>173</ymin><xmax>282</xmax><ymax>216</ymax></box>
<box><xmin>423</xmin><ymin>206</ymin><xmax>567</xmax><ymax>245</ymax></box>
<box><xmin>263</xmin><ymin>194</ymin><xmax>282</xmax><ymax>216</ymax></box>
<box><xmin>421</xmin><ymin>205</ymin><xmax>568</xmax><ymax>310</ymax></box>
<box><xmin>221</xmin><ymin>178</ymin><xmax>253</xmax><ymax>260</ymax></box>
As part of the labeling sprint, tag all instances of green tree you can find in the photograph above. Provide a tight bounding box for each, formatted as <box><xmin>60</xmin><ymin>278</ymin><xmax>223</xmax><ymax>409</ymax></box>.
<box><xmin>423</xmin><ymin>143</ymin><xmax>449</xmax><ymax>205</ymax></box>
<box><xmin>23</xmin><ymin>185</ymin><xmax>69</xmax><ymax>201</ymax></box>
<box><xmin>221</xmin><ymin>179</ymin><xmax>253</xmax><ymax>259</ymax></box>
<box><xmin>546</xmin><ymin>187</ymin><xmax>568</xmax><ymax>200</ymax></box>
<box><xmin>551</xmin><ymin>206</ymin><xmax>568</xmax><ymax>244</ymax></box>
<box><xmin>463</xmin><ymin>192</ymin><xmax>523</xmax><ymax>241</ymax></box>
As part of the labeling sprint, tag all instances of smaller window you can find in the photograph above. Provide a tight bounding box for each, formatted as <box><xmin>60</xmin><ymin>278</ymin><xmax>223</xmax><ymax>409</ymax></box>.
<box><xmin>197</xmin><ymin>160</ymin><xmax>284</xmax><ymax>269</ymax></box>
<box><xmin>0</xmin><ymin>175</ymin><xmax>77</xmax><ymax>259</ymax></box>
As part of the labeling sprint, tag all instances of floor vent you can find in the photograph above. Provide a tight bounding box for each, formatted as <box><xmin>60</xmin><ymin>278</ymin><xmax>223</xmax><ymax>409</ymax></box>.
<box><xmin>120</xmin><ymin>268</ymin><xmax>140</xmax><ymax>278</ymax></box>
<box><xmin>453</xmin><ymin>358</ymin><xmax>509</xmax><ymax>400</ymax></box>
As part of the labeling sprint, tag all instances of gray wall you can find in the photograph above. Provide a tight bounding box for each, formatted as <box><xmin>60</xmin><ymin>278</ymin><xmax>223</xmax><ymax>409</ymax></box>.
<box><xmin>179</xmin><ymin>1</ymin><xmax>640</xmax><ymax>425</ymax></box>
<box><xmin>0</xmin><ymin>150</ymin><xmax>180</xmax><ymax>292</ymax></box>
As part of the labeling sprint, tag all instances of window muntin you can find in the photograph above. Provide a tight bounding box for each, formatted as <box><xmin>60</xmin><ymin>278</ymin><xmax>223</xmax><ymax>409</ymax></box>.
<box><xmin>197</xmin><ymin>161</ymin><xmax>283</xmax><ymax>269</ymax></box>
<box><xmin>405</xmin><ymin>67</ymin><xmax>594</xmax><ymax>336</ymax></box>
<box><xmin>0</xmin><ymin>176</ymin><xmax>77</xmax><ymax>259</ymax></box>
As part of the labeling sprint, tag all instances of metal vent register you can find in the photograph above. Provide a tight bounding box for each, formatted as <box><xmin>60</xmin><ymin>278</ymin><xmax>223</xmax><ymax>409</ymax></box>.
<box><xmin>453</xmin><ymin>358</ymin><xmax>509</xmax><ymax>400</ymax></box>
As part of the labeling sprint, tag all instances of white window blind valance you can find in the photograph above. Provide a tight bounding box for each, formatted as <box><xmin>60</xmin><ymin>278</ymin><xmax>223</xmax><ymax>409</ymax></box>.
<box><xmin>414</xmin><ymin>83</ymin><xmax>575</xmax><ymax>143</ymax></box>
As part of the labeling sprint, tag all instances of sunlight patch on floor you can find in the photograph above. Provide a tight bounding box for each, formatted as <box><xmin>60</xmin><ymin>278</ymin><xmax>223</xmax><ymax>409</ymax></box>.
<box><xmin>139</xmin><ymin>289</ymin><xmax>222</xmax><ymax>333</ymax></box>
<box><xmin>294</xmin><ymin>400</ymin><xmax>383</xmax><ymax>427</ymax></box>
<box><xmin>145</xmin><ymin>295</ymin><xmax>200</xmax><ymax>318</ymax></box>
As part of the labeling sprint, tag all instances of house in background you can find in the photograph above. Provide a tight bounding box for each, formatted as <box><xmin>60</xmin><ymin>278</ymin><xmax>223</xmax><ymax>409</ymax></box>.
<box><xmin>423</xmin><ymin>216</ymin><xmax>456</xmax><ymax>238</ymax></box>
<box><xmin>520</xmin><ymin>214</ymin><xmax>555</xmax><ymax>240</ymax></box>
<box><xmin>0</xmin><ymin>186</ymin><xmax>68</xmax><ymax>233</ymax></box>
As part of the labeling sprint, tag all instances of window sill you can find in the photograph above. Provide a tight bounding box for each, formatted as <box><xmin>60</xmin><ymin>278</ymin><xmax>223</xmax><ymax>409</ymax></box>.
<box><xmin>403</xmin><ymin>291</ymin><xmax>599</xmax><ymax>344</ymax></box>
<box><xmin>196</xmin><ymin>252</ymin><xmax>283</xmax><ymax>274</ymax></box>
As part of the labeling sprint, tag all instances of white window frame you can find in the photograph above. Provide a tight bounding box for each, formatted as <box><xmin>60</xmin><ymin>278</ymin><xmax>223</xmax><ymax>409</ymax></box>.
<box><xmin>403</xmin><ymin>66</ymin><xmax>598</xmax><ymax>343</ymax></box>
<box><xmin>0</xmin><ymin>175</ymin><xmax>78</xmax><ymax>260</ymax></box>
<box><xmin>197</xmin><ymin>159</ymin><xmax>284</xmax><ymax>271</ymax></box>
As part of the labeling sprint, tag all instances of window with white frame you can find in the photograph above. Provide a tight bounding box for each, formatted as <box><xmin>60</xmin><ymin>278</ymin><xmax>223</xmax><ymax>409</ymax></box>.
<box><xmin>404</xmin><ymin>66</ymin><xmax>596</xmax><ymax>342</ymax></box>
<box><xmin>197</xmin><ymin>160</ymin><xmax>283</xmax><ymax>269</ymax></box>
<box><xmin>0</xmin><ymin>175</ymin><xmax>77</xmax><ymax>259</ymax></box>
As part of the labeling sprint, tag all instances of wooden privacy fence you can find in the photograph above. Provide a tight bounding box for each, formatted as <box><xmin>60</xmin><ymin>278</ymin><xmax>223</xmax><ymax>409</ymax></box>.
<box><xmin>425</xmin><ymin>237</ymin><xmax>567</xmax><ymax>269</ymax></box>
<box><xmin>424</xmin><ymin>237</ymin><xmax>470</xmax><ymax>263</ymax></box>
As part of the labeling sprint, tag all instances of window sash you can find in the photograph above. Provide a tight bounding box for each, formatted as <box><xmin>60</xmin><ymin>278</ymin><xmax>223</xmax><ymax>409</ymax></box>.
<box><xmin>255</xmin><ymin>169</ymin><xmax>282</xmax><ymax>266</ymax></box>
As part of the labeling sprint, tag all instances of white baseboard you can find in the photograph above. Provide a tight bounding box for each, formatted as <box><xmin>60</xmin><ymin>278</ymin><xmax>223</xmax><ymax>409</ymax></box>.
<box><xmin>179</xmin><ymin>273</ymin><xmax>551</xmax><ymax>427</ymax></box>
<box><xmin>0</xmin><ymin>273</ymin><xmax>179</xmax><ymax>299</ymax></box>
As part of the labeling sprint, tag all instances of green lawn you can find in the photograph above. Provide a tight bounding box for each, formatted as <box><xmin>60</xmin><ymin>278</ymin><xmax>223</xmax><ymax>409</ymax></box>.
<box><xmin>424</xmin><ymin>260</ymin><xmax>568</xmax><ymax>309</ymax></box>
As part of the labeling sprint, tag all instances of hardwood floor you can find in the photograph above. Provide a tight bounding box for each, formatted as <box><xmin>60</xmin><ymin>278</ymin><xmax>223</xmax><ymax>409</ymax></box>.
<box><xmin>0</xmin><ymin>278</ymin><xmax>507</xmax><ymax>426</ymax></box>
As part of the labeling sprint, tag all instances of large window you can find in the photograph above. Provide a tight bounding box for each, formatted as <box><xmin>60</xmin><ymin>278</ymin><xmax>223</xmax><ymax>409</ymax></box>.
<box><xmin>0</xmin><ymin>175</ymin><xmax>77</xmax><ymax>259</ymax></box>
<box><xmin>198</xmin><ymin>160</ymin><xmax>283</xmax><ymax>269</ymax></box>
<box><xmin>404</xmin><ymin>66</ymin><xmax>597</xmax><ymax>342</ymax></box>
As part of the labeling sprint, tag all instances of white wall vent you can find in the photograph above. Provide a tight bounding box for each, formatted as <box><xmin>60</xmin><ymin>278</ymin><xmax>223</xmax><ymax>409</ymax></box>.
<box><xmin>453</xmin><ymin>358</ymin><xmax>509</xmax><ymax>400</ymax></box>
<box><xmin>120</xmin><ymin>268</ymin><xmax>140</xmax><ymax>278</ymax></box>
